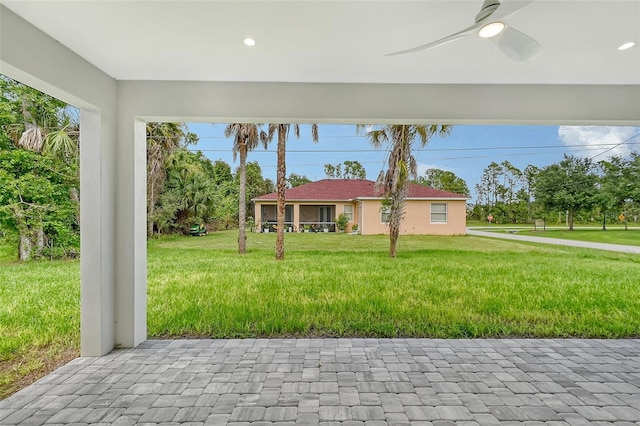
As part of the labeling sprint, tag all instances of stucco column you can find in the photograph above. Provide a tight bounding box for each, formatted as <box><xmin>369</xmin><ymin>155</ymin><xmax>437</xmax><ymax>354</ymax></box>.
<box><xmin>79</xmin><ymin>109</ymin><xmax>115</xmax><ymax>356</ymax></box>
<box><xmin>114</xmin><ymin>116</ymin><xmax>147</xmax><ymax>348</ymax></box>
<box><xmin>1</xmin><ymin>5</ymin><xmax>120</xmax><ymax>355</ymax></box>
<box><xmin>293</xmin><ymin>204</ymin><xmax>300</xmax><ymax>232</ymax></box>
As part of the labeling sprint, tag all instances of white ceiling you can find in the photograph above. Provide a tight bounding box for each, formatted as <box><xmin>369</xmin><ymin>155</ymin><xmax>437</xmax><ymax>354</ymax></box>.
<box><xmin>2</xmin><ymin>0</ymin><xmax>640</xmax><ymax>85</ymax></box>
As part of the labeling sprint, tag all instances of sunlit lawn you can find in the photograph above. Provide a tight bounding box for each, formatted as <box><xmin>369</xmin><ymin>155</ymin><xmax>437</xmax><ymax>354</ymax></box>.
<box><xmin>147</xmin><ymin>231</ymin><xmax>640</xmax><ymax>339</ymax></box>
<box><xmin>512</xmin><ymin>228</ymin><xmax>640</xmax><ymax>247</ymax></box>
<box><xmin>2</xmin><ymin>230</ymin><xmax>640</xmax><ymax>399</ymax></box>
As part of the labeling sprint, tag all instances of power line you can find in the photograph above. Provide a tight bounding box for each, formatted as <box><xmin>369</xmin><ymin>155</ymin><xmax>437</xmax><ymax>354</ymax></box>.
<box><xmin>590</xmin><ymin>132</ymin><xmax>640</xmax><ymax>160</ymax></box>
<box><xmin>188</xmin><ymin>141</ymin><xmax>640</xmax><ymax>154</ymax></box>
<box><xmin>237</xmin><ymin>145</ymin><xmax>626</xmax><ymax>169</ymax></box>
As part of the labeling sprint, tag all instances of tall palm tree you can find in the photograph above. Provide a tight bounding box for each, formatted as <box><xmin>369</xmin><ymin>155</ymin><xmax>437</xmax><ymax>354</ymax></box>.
<box><xmin>267</xmin><ymin>124</ymin><xmax>319</xmax><ymax>260</ymax></box>
<box><xmin>357</xmin><ymin>124</ymin><xmax>452</xmax><ymax>257</ymax></box>
<box><xmin>224</xmin><ymin>123</ymin><xmax>268</xmax><ymax>254</ymax></box>
<box><xmin>146</xmin><ymin>122</ymin><xmax>187</xmax><ymax>236</ymax></box>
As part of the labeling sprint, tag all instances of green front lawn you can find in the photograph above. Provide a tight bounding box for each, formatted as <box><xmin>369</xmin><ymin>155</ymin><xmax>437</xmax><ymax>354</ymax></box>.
<box><xmin>2</xmin><ymin>230</ymin><xmax>640</xmax><ymax>399</ymax></box>
<box><xmin>147</xmin><ymin>232</ymin><xmax>640</xmax><ymax>340</ymax></box>
<box><xmin>504</xmin><ymin>228</ymin><xmax>640</xmax><ymax>247</ymax></box>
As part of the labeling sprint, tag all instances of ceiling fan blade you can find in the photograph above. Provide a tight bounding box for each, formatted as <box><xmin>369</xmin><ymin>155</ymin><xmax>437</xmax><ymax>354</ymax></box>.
<box><xmin>489</xmin><ymin>0</ymin><xmax>536</xmax><ymax>21</ymax></box>
<box><xmin>491</xmin><ymin>26</ymin><xmax>542</xmax><ymax>61</ymax></box>
<box><xmin>385</xmin><ymin>22</ymin><xmax>481</xmax><ymax>56</ymax></box>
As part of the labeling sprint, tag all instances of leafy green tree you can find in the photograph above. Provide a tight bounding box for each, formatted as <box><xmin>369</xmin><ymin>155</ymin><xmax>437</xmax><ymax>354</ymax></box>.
<box><xmin>324</xmin><ymin>161</ymin><xmax>366</xmax><ymax>179</ymax></box>
<box><xmin>324</xmin><ymin>164</ymin><xmax>336</xmax><ymax>179</ymax></box>
<box><xmin>287</xmin><ymin>173</ymin><xmax>311</xmax><ymax>187</ymax></box>
<box><xmin>150</xmin><ymin>149</ymin><xmax>220</xmax><ymax>234</ymax></box>
<box><xmin>0</xmin><ymin>149</ymin><xmax>78</xmax><ymax>260</ymax></box>
<box><xmin>225</xmin><ymin>123</ymin><xmax>268</xmax><ymax>253</ymax></box>
<box><xmin>523</xmin><ymin>165</ymin><xmax>539</xmax><ymax>221</ymax></box>
<box><xmin>416</xmin><ymin>168</ymin><xmax>469</xmax><ymax>195</ymax></box>
<box><xmin>534</xmin><ymin>155</ymin><xmax>598</xmax><ymax>231</ymax></box>
<box><xmin>1</xmin><ymin>75</ymin><xmax>81</xmax><ymax>258</ymax></box>
<box><xmin>266</xmin><ymin>124</ymin><xmax>319</xmax><ymax>260</ymax></box>
<box><xmin>475</xmin><ymin>162</ymin><xmax>503</xmax><ymax>207</ymax></box>
<box><xmin>146</xmin><ymin>122</ymin><xmax>196</xmax><ymax>236</ymax></box>
<box><xmin>357</xmin><ymin>124</ymin><xmax>452</xmax><ymax>257</ymax></box>
<box><xmin>211</xmin><ymin>159</ymin><xmax>233</xmax><ymax>185</ymax></box>
<box><xmin>343</xmin><ymin>160</ymin><xmax>366</xmax><ymax>179</ymax></box>
<box><xmin>1</xmin><ymin>75</ymin><xmax>74</xmax><ymax>155</ymax></box>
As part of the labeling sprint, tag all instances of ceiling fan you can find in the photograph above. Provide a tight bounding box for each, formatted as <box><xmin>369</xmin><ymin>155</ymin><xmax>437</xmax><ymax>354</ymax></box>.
<box><xmin>386</xmin><ymin>0</ymin><xmax>542</xmax><ymax>62</ymax></box>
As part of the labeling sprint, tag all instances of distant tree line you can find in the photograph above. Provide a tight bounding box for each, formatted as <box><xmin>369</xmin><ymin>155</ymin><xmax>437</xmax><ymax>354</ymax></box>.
<box><xmin>146</xmin><ymin>140</ymin><xmax>275</xmax><ymax>235</ymax></box>
<box><xmin>324</xmin><ymin>160</ymin><xmax>366</xmax><ymax>180</ymax></box>
<box><xmin>469</xmin><ymin>155</ymin><xmax>640</xmax><ymax>230</ymax></box>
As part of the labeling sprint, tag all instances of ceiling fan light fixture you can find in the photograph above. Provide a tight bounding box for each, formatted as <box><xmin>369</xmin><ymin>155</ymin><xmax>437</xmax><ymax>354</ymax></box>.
<box><xmin>618</xmin><ymin>41</ymin><xmax>636</xmax><ymax>51</ymax></box>
<box><xmin>243</xmin><ymin>37</ymin><xmax>256</xmax><ymax>47</ymax></box>
<box><xmin>479</xmin><ymin>21</ymin><xmax>505</xmax><ymax>38</ymax></box>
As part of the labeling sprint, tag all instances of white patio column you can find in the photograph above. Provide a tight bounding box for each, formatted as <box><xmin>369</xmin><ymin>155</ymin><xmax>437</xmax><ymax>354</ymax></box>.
<box><xmin>2</xmin><ymin>5</ymin><xmax>119</xmax><ymax>356</ymax></box>
<box><xmin>114</xmin><ymin>116</ymin><xmax>147</xmax><ymax>348</ymax></box>
<box><xmin>79</xmin><ymin>109</ymin><xmax>116</xmax><ymax>356</ymax></box>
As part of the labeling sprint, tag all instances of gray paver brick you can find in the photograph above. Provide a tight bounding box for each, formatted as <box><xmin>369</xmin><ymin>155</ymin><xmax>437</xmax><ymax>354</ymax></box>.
<box><xmin>1</xmin><ymin>338</ymin><xmax>640</xmax><ymax>425</ymax></box>
<box><xmin>405</xmin><ymin>405</ymin><xmax>438</xmax><ymax>421</ymax></box>
<box><xmin>229</xmin><ymin>406</ymin><xmax>266</xmax><ymax>422</ymax></box>
<box><xmin>174</xmin><ymin>407</ymin><xmax>212</xmax><ymax>422</ymax></box>
<box><xmin>264</xmin><ymin>407</ymin><xmax>297</xmax><ymax>421</ymax></box>
<box><xmin>318</xmin><ymin>405</ymin><xmax>351</xmax><ymax>421</ymax></box>
<box><xmin>351</xmin><ymin>405</ymin><xmax>385</xmax><ymax>421</ymax></box>
<box><xmin>138</xmin><ymin>407</ymin><xmax>180</xmax><ymax>423</ymax></box>
<box><xmin>436</xmin><ymin>405</ymin><xmax>474</xmax><ymax>420</ymax></box>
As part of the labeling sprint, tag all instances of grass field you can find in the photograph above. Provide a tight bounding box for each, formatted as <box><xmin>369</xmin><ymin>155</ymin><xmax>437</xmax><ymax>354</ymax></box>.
<box><xmin>507</xmin><ymin>228</ymin><xmax>640</xmax><ymax>246</ymax></box>
<box><xmin>2</xmin><ymin>231</ymin><xmax>640</xmax><ymax>399</ymax></box>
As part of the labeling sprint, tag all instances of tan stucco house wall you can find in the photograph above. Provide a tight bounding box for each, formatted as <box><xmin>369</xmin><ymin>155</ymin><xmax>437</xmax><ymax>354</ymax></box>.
<box><xmin>359</xmin><ymin>199</ymin><xmax>467</xmax><ymax>235</ymax></box>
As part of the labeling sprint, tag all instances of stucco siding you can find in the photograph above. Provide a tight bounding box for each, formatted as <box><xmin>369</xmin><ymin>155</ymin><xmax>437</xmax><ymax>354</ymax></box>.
<box><xmin>360</xmin><ymin>199</ymin><xmax>466</xmax><ymax>235</ymax></box>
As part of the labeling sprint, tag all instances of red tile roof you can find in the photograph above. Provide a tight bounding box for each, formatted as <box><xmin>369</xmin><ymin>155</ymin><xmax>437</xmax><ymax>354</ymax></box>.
<box><xmin>253</xmin><ymin>179</ymin><xmax>468</xmax><ymax>201</ymax></box>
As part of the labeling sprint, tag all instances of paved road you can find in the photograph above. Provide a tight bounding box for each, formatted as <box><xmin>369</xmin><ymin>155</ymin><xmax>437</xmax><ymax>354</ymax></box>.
<box><xmin>2</xmin><ymin>339</ymin><xmax>640</xmax><ymax>424</ymax></box>
<box><xmin>467</xmin><ymin>229</ymin><xmax>640</xmax><ymax>254</ymax></box>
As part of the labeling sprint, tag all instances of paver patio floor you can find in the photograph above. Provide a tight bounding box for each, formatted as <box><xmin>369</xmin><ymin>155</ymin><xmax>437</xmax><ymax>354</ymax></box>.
<box><xmin>1</xmin><ymin>339</ymin><xmax>639</xmax><ymax>425</ymax></box>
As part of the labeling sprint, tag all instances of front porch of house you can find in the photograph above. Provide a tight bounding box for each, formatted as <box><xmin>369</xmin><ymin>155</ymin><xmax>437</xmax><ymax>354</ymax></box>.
<box><xmin>256</xmin><ymin>203</ymin><xmax>338</xmax><ymax>233</ymax></box>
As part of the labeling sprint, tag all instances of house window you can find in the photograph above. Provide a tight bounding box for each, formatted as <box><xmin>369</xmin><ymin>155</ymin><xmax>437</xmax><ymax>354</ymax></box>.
<box><xmin>319</xmin><ymin>206</ymin><xmax>333</xmax><ymax>223</ymax></box>
<box><xmin>431</xmin><ymin>203</ymin><xmax>447</xmax><ymax>223</ymax></box>
<box><xmin>343</xmin><ymin>205</ymin><xmax>353</xmax><ymax>221</ymax></box>
<box><xmin>381</xmin><ymin>206</ymin><xmax>390</xmax><ymax>223</ymax></box>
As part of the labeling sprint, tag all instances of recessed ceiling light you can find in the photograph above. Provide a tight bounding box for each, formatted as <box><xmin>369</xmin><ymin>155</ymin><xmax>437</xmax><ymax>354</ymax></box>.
<box><xmin>478</xmin><ymin>21</ymin><xmax>505</xmax><ymax>38</ymax></box>
<box><xmin>243</xmin><ymin>37</ymin><xmax>256</xmax><ymax>47</ymax></box>
<box><xmin>618</xmin><ymin>41</ymin><xmax>636</xmax><ymax>51</ymax></box>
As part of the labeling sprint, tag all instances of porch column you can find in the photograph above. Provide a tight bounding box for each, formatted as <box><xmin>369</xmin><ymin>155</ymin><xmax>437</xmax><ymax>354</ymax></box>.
<box><xmin>1</xmin><ymin>5</ymin><xmax>120</xmax><ymax>356</ymax></box>
<box><xmin>114</xmin><ymin>116</ymin><xmax>147</xmax><ymax>348</ymax></box>
<box><xmin>293</xmin><ymin>204</ymin><xmax>300</xmax><ymax>232</ymax></box>
<box><xmin>254</xmin><ymin>202</ymin><xmax>261</xmax><ymax>231</ymax></box>
<box><xmin>80</xmin><ymin>109</ymin><xmax>115</xmax><ymax>356</ymax></box>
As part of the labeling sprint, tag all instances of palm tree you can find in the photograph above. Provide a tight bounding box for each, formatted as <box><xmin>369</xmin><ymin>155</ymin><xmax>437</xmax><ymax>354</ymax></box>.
<box><xmin>224</xmin><ymin>123</ymin><xmax>268</xmax><ymax>254</ymax></box>
<box><xmin>146</xmin><ymin>122</ymin><xmax>188</xmax><ymax>236</ymax></box>
<box><xmin>266</xmin><ymin>124</ymin><xmax>319</xmax><ymax>260</ymax></box>
<box><xmin>357</xmin><ymin>124</ymin><xmax>452</xmax><ymax>257</ymax></box>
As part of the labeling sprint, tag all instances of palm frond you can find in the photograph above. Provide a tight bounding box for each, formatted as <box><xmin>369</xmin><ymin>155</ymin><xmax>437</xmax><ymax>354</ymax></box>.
<box><xmin>43</xmin><ymin>126</ymin><xmax>78</xmax><ymax>162</ymax></box>
<box><xmin>18</xmin><ymin>125</ymin><xmax>44</xmax><ymax>152</ymax></box>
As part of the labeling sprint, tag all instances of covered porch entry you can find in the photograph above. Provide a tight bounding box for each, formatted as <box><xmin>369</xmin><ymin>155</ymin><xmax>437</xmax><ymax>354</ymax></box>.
<box><xmin>257</xmin><ymin>203</ymin><xmax>337</xmax><ymax>233</ymax></box>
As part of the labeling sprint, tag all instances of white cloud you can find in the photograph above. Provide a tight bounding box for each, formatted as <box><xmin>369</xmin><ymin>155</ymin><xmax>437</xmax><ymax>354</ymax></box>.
<box><xmin>558</xmin><ymin>126</ymin><xmax>639</xmax><ymax>159</ymax></box>
<box><xmin>416</xmin><ymin>163</ymin><xmax>452</xmax><ymax>176</ymax></box>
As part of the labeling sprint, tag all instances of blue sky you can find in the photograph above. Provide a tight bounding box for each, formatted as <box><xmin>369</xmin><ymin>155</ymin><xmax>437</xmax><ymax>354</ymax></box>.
<box><xmin>186</xmin><ymin>123</ymin><xmax>640</xmax><ymax>202</ymax></box>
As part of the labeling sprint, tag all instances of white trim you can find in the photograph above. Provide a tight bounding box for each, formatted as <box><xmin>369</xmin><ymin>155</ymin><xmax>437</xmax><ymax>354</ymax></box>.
<box><xmin>252</xmin><ymin>198</ymin><xmax>355</xmax><ymax>203</ymax></box>
<box><xmin>356</xmin><ymin>196</ymin><xmax>469</xmax><ymax>201</ymax></box>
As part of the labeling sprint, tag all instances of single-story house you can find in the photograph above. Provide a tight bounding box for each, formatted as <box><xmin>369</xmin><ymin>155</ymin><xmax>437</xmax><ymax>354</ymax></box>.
<box><xmin>253</xmin><ymin>179</ymin><xmax>469</xmax><ymax>235</ymax></box>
